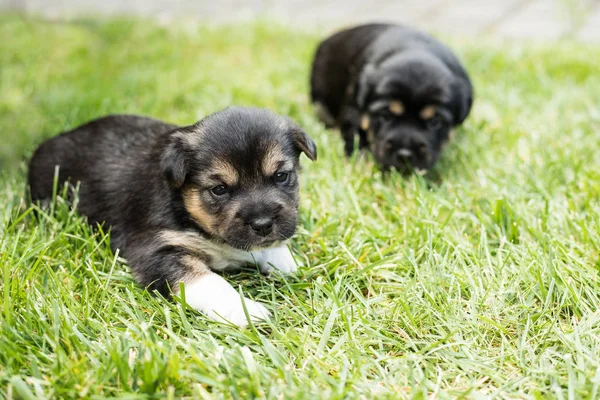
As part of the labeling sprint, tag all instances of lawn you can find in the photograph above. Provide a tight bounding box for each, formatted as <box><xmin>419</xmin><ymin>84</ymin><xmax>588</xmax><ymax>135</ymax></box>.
<box><xmin>2</xmin><ymin>14</ymin><xmax>600</xmax><ymax>399</ymax></box>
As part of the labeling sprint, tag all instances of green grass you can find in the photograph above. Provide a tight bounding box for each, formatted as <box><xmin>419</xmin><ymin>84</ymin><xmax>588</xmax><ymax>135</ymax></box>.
<box><xmin>2</xmin><ymin>14</ymin><xmax>600</xmax><ymax>399</ymax></box>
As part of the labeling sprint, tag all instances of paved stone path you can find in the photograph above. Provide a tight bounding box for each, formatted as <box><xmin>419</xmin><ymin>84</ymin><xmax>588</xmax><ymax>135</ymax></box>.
<box><xmin>2</xmin><ymin>0</ymin><xmax>599</xmax><ymax>42</ymax></box>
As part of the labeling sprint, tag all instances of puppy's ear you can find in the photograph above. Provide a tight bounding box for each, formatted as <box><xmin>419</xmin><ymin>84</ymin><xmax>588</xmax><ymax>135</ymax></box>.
<box><xmin>291</xmin><ymin>126</ymin><xmax>317</xmax><ymax>161</ymax></box>
<box><xmin>356</xmin><ymin>64</ymin><xmax>376</xmax><ymax>110</ymax></box>
<box><xmin>450</xmin><ymin>77</ymin><xmax>473</xmax><ymax>125</ymax></box>
<box><xmin>161</xmin><ymin>131</ymin><xmax>190</xmax><ymax>188</ymax></box>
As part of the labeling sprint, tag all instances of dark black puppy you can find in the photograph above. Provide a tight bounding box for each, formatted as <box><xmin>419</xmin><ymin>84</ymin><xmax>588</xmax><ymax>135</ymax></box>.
<box><xmin>28</xmin><ymin>107</ymin><xmax>317</xmax><ymax>326</ymax></box>
<box><xmin>310</xmin><ymin>23</ymin><xmax>473</xmax><ymax>171</ymax></box>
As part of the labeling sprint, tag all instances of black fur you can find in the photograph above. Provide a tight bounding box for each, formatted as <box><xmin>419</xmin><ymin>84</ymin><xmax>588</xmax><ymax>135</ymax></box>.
<box><xmin>28</xmin><ymin>107</ymin><xmax>316</xmax><ymax>295</ymax></box>
<box><xmin>310</xmin><ymin>23</ymin><xmax>473</xmax><ymax>171</ymax></box>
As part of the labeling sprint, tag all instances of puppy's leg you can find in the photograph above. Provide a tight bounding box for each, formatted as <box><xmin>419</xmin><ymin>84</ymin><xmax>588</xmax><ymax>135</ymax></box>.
<box><xmin>182</xmin><ymin>270</ymin><xmax>271</xmax><ymax>327</ymax></box>
<box><xmin>341</xmin><ymin>123</ymin><xmax>356</xmax><ymax>156</ymax></box>
<box><xmin>179</xmin><ymin>255</ymin><xmax>270</xmax><ymax>326</ymax></box>
<box><xmin>252</xmin><ymin>243</ymin><xmax>297</xmax><ymax>274</ymax></box>
<box><xmin>339</xmin><ymin>105</ymin><xmax>361</xmax><ymax>157</ymax></box>
<box><xmin>358</xmin><ymin>129</ymin><xmax>369</xmax><ymax>150</ymax></box>
<box><xmin>135</xmin><ymin>249</ymin><xmax>270</xmax><ymax>327</ymax></box>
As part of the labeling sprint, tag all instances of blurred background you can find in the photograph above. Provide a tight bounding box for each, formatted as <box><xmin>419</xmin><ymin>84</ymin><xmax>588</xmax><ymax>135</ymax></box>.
<box><xmin>1</xmin><ymin>0</ymin><xmax>599</xmax><ymax>41</ymax></box>
<box><xmin>1</xmin><ymin>0</ymin><xmax>598</xmax><ymax>169</ymax></box>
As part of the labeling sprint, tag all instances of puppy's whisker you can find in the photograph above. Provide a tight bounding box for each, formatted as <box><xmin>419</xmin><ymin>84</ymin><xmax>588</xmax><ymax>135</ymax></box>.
<box><xmin>275</xmin><ymin>232</ymin><xmax>288</xmax><ymax>241</ymax></box>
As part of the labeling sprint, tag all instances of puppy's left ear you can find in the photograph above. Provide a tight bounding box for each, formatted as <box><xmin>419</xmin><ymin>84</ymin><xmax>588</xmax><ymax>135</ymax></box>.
<box><xmin>160</xmin><ymin>129</ymin><xmax>192</xmax><ymax>188</ymax></box>
<box><xmin>291</xmin><ymin>127</ymin><xmax>317</xmax><ymax>161</ymax></box>
<box><xmin>451</xmin><ymin>77</ymin><xmax>474</xmax><ymax>125</ymax></box>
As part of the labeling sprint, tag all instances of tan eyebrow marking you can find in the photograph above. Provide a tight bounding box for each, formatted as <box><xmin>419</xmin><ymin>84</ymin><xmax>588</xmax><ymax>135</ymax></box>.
<box><xmin>360</xmin><ymin>114</ymin><xmax>370</xmax><ymax>131</ymax></box>
<box><xmin>262</xmin><ymin>143</ymin><xmax>287</xmax><ymax>176</ymax></box>
<box><xmin>210</xmin><ymin>159</ymin><xmax>238</xmax><ymax>187</ymax></box>
<box><xmin>389</xmin><ymin>100</ymin><xmax>404</xmax><ymax>115</ymax></box>
<box><xmin>420</xmin><ymin>105</ymin><xmax>437</xmax><ymax>120</ymax></box>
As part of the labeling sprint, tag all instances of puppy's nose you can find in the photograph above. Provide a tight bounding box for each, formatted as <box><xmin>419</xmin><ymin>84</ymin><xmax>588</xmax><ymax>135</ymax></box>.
<box><xmin>395</xmin><ymin>144</ymin><xmax>428</xmax><ymax>163</ymax></box>
<box><xmin>249</xmin><ymin>217</ymin><xmax>274</xmax><ymax>237</ymax></box>
<box><xmin>384</xmin><ymin>136</ymin><xmax>429</xmax><ymax>166</ymax></box>
<box><xmin>396</xmin><ymin>148</ymin><xmax>413</xmax><ymax>159</ymax></box>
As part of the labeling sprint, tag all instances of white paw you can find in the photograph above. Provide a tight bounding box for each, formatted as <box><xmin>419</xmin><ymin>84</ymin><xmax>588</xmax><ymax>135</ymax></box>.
<box><xmin>254</xmin><ymin>244</ymin><xmax>297</xmax><ymax>274</ymax></box>
<box><xmin>205</xmin><ymin>296</ymin><xmax>271</xmax><ymax>327</ymax></box>
<box><xmin>182</xmin><ymin>273</ymin><xmax>271</xmax><ymax>327</ymax></box>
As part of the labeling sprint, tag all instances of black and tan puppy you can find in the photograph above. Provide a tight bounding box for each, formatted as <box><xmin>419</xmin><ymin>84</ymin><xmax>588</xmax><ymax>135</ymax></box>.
<box><xmin>28</xmin><ymin>107</ymin><xmax>317</xmax><ymax>326</ymax></box>
<box><xmin>310</xmin><ymin>23</ymin><xmax>473</xmax><ymax>171</ymax></box>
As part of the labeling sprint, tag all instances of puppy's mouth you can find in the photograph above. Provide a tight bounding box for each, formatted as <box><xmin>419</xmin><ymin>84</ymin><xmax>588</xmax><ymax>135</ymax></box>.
<box><xmin>370</xmin><ymin>132</ymin><xmax>436</xmax><ymax>172</ymax></box>
<box><xmin>228</xmin><ymin>237</ymin><xmax>285</xmax><ymax>252</ymax></box>
<box><xmin>374</xmin><ymin>146</ymin><xmax>433</xmax><ymax>172</ymax></box>
<box><xmin>221</xmin><ymin>226</ymin><xmax>296</xmax><ymax>252</ymax></box>
<box><xmin>252</xmin><ymin>238</ymin><xmax>285</xmax><ymax>250</ymax></box>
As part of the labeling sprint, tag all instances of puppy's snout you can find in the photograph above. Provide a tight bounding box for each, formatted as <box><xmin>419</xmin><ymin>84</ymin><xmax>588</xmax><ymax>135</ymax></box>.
<box><xmin>382</xmin><ymin>134</ymin><xmax>430</xmax><ymax>168</ymax></box>
<box><xmin>238</xmin><ymin>201</ymin><xmax>284</xmax><ymax>237</ymax></box>
<box><xmin>249</xmin><ymin>217</ymin><xmax>274</xmax><ymax>237</ymax></box>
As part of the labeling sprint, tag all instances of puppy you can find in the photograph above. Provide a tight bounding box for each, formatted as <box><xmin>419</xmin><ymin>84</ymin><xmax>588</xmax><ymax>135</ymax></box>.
<box><xmin>28</xmin><ymin>107</ymin><xmax>317</xmax><ymax>326</ymax></box>
<box><xmin>310</xmin><ymin>23</ymin><xmax>473</xmax><ymax>171</ymax></box>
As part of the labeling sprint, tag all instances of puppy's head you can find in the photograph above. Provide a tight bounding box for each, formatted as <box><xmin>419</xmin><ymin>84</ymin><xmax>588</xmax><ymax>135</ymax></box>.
<box><xmin>161</xmin><ymin>107</ymin><xmax>317</xmax><ymax>251</ymax></box>
<box><xmin>356</xmin><ymin>50</ymin><xmax>471</xmax><ymax>171</ymax></box>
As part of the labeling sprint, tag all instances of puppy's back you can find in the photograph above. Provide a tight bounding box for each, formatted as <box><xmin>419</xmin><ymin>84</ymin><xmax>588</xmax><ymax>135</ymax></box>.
<box><xmin>310</xmin><ymin>24</ymin><xmax>390</xmax><ymax>122</ymax></box>
<box><xmin>28</xmin><ymin>115</ymin><xmax>175</xmax><ymax>203</ymax></box>
<box><xmin>310</xmin><ymin>23</ymin><xmax>472</xmax><ymax>122</ymax></box>
<box><xmin>371</xmin><ymin>26</ymin><xmax>471</xmax><ymax>86</ymax></box>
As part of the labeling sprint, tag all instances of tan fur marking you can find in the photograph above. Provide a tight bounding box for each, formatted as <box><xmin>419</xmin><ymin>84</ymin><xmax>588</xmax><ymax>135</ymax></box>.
<box><xmin>181</xmin><ymin>255</ymin><xmax>210</xmax><ymax>283</ymax></box>
<box><xmin>174</xmin><ymin>255</ymin><xmax>211</xmax><ymax>293</ymax></box>
<box><xmin>360</xmin><ymin>114</ymin><xmax>370</xmax><ymax>131</ymax></box>
<box><xmin>420</xmin><ymin>105</ymin><xmax>437</xmax><ymax>120</ymax></box>
<box><xmin>159</xmin><ymin>230</ymin><xmax>207</xmax><ymax>254</ymax></box>
<box><xmin>156</xmin><ymin>232</ymin><xmax>212</xmax><ymax>294</ymax></box>
<box><xmin>262</xmin><ymin>143</ymin><xmax>286</xmax><ymax>176</ymax></box>
<box><xmin>389</xmin><ymin>101</ymin><xmax>404</xmax><ymax>116</ymax></box>
<box><xmin>211</xmin><ymin>159</ymin><xmax>238</xmax><ymax>186</ymax></box>
<box><xmin>220</xmin><ymin>200</ymin><xmax>241</xmax><ymax>233</ymax></box>
<box><xmin>183</xmin><ymin>188</ymin><xmax>217</xmax><ymax>234</ymax></box>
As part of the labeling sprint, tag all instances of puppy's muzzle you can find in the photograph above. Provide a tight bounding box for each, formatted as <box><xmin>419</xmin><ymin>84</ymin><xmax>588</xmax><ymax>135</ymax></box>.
<box><xmin>380</xmin><ymin>131</ymin><xmax>431</xmax><ymax>170</ymax></box>
<box><xmin>238</xmin><ymin>202</ymin><xmax>284</xmax><ymax>238</ymax></box>
<box><xmin>249</xmin><ymin>217</ymin><xmax>274</xmax><ymax>237</ymax></box>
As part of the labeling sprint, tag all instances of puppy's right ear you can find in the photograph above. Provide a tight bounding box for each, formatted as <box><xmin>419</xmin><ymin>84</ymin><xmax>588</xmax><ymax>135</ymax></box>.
<box><xmin>160</xmin><ymin>131</ymin><xmax>189</xmax><ymax>188</ymax></box>
<box><xmin>292</xmin><ymin>126</ymin><xmax>318</xmax><ymax>161</ymax></box>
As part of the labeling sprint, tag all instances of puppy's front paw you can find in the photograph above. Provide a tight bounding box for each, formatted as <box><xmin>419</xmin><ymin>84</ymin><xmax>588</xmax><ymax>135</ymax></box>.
<box><xmin>182</xmin><ymin>273</ymin><xmax>271</xmax><ymax>327</ymax></box>
<box><xmin>255</xmin><ymin>244</ymin><xmax>297</xmax><ymax>274</ymax></box>
<box><xmin>215</xmin><ymin>297</ymin><xmax>271</xmax><ymax>327</ymax></box>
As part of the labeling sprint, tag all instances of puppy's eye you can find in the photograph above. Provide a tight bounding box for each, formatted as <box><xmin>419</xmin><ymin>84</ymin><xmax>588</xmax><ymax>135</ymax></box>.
<box><xmin>210</xmin><ymin>185</ymin><xmax>228</xmax><ymax>196</ymax></box>
<box><xmin>274</xmin><ymin>172</ymin><xmax>290</xmax><ymax>184</ymax></box>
